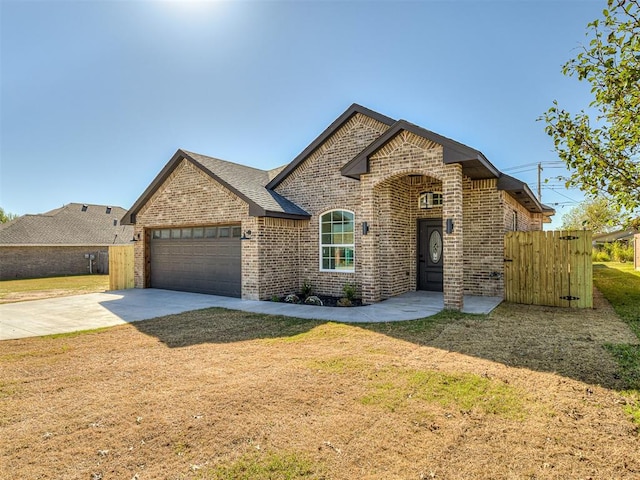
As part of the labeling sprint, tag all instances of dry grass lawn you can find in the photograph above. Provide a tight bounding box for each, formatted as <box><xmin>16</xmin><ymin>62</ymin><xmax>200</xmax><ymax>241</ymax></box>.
<box><xmin>1</xmin><ymin>290</ymin><xmax>639</xmax><ymax>479</ymax></box>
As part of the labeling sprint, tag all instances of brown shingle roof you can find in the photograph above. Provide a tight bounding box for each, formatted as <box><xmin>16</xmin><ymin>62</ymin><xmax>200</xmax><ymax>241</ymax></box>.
<box><xmin>0</xmin><ymin>203</ymin><xmax>134</xmax><ymax>246</ymax></box>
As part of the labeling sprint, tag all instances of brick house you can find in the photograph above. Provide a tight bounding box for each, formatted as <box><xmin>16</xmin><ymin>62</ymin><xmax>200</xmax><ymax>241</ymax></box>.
<box><xmin>0</xmin><ymin>203</ymin><xmax>133</xmax><ymax>280</ymax></box>
<box><xmin>122</xmin><ymin>104</ymin><xmax>553</xmax><ymax>310</ymax></box>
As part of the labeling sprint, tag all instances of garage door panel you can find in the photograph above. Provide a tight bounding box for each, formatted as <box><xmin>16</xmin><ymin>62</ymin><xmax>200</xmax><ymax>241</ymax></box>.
<box><xmin>150</xmin><ymin>227</ymin><xmax>241</xmax><ymax>297</ymax></box>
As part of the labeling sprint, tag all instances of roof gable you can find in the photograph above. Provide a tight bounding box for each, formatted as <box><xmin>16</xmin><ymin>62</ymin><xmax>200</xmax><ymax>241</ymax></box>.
<box><xmin>341</xmin><ymin>120</ymin><xmax>501</xmax><ymax>180</ymax></box>
<box><xmin>265</xmin><ymin>103</ymin><xmax>395</xmax><ymax>189</ymax></box>
<box><xmin>0</xmin><ymin>203</ymin><xmax>133</xmax><ymax>246</ymax></box>
<box><xmin>121</xmin><ymin>150</ymin><xmax>310</xmax><ymax>225</ymax></box>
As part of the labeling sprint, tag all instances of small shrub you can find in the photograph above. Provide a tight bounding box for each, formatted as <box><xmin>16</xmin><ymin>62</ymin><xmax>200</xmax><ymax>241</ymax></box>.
<box><xmin>284</xmin><ymin>294</ymin><xmax>300</xmax><ymax>304</ymax></box>
<box><xmin>610</xmin><ymin>241</ymin><xmax>634</xmax><ymax>262</ymax></box>
<box><xmin>301</xmin><ymin>280</ymin><xmax>313</xmax><ymax>297</ymax></box>
<box><xmin>337</xmin><ymin>297</ymin><xmax>352</xmax><ymax>307</ymax></box>
<box><xmin>592</xmin><ymin>250</ymin><xmax>611</xmax><ymax>262</ymax></box>
<box><xmin>304</xmin><ymin>295</ymin><xmax>323</xmax><ymax>306</ymax></box>
<box><xmin>270</xmin><ymin>295</ymin><xmax>281</xmax><ymax>302</ymax></box>
<box><xmin>342</xmin><ymin>282</ymin><xmax>356</xmax><ymax>301</ymax></box>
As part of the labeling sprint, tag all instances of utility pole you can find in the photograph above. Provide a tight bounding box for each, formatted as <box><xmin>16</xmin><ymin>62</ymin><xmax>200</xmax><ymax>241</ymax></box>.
<box><xmin>537</xmin><ymin>162</ymin><xmax>543</xmax><ymax>201</ymax></box>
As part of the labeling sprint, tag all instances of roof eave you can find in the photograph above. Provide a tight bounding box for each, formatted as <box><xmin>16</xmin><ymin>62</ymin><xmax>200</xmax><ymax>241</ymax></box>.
<box><xmin>497</xmin><ymin>174</ymin><xmax>550</xmax><ymax>215</ymax></box>
<box><xmin>262</xmin><ymin>210</ymin><xmax>311</xmax><ymax>220</ymax></box>
<box><xmin>341</xmin><ymin>120</ymin><xmax>501</xmax><ymax>180</ymax></box>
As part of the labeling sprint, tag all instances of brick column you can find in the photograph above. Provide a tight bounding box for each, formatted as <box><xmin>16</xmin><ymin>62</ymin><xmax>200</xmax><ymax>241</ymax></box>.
<box><xmin>133</xmin><ymin>226</ymin><xmax>145</xmax><ymax>288</ymax></box>
<box><xmin>241</xmin><ymin>217</ymin><xmax>260</xmax><ymax>300</ymax></box>
<box><xmin>359</xmin><ymin>178</ymin><xmax>380</xmax><ymax>304</ymax></box>
<box><xmin>442</xmin><ymin>165</ymin><xmax>464</xmax><ymax>310</ymax></box>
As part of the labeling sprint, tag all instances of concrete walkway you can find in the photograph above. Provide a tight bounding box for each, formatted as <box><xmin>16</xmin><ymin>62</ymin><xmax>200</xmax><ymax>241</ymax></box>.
<box><xmin>0</xmin><ymin>289</ymin><xmax>502</xmax><ymax>341</ymax></box>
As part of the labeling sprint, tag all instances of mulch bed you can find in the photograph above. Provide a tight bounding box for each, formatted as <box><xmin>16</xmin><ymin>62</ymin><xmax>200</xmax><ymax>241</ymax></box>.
<box><xmin>272</xmin><ymin>294</ymin><xmax>363</xmax><ymax>307</ymax></box>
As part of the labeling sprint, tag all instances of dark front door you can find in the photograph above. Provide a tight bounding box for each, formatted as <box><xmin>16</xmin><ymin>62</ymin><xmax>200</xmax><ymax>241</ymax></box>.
<box><xmin>418</xmin><ymin>219</ymin><xmax>444</xmax><ymax>292</ymax></box>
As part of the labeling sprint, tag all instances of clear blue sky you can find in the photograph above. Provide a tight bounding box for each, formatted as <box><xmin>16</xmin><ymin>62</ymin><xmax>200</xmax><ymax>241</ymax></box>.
<box><xmin>1</xmin><ymin>0</ymin><xmax>602</xmax><ymax>229</ymax></box>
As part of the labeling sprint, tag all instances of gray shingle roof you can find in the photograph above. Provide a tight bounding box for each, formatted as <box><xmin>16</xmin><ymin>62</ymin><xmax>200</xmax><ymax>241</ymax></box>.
<box><xmin>183</xmin><ymin>151</ymin><xmax>310</xmax><ymax>217</ymax></box>
<box><xmin>0</xmin><ymin>203</ymin><xmax>134</xmax><ymax>246</ymax></box>
<box><xmin>121</xmin><ymin>150</ymin><xmax>310</xmax><ymax>224</ymax></box>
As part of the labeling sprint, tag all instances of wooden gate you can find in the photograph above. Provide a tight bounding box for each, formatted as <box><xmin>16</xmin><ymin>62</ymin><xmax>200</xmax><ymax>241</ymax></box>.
<box><xmin>504</xmin><ymin>230</ymin><xmax>592</xmax><ymax>308</ymax></box>
<box><xmin>109</xmin><ymin>245</ymin><xmax>135</xmax><ymax>290</ymax></box>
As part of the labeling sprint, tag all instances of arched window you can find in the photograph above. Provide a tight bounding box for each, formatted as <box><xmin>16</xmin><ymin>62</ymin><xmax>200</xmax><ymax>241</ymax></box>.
<box><xmin>320</xmin><ymin>209</ymin><xmax>355</xmax><ymax>272</ymax></box>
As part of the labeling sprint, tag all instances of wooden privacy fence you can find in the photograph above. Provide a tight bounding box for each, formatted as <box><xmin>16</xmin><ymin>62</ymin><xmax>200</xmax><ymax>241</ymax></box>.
<box><xmin>504</xmin><ymin>230</ymin><xmax>592</xmax><ymax>308</ymax></box>
<box><xmin>109</xmin><ymin>245</ymin><xmax>135</xmax><ymax>290</ymax></box>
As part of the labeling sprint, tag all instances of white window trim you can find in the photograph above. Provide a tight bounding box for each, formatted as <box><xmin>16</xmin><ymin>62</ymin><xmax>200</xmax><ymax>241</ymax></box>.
<box><xmin>418</xmin><ymin>191</ymin><xmax>443</xmax><ymax>209</ymax></box>
<box><xmin>319</xmin><ymin>209</ymin><xmax>355</xmax><ymax>273</ymax></box>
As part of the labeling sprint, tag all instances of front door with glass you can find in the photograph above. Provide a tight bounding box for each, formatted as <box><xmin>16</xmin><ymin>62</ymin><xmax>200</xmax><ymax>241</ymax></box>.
<box><xmin>417</xmin><ymin>219</ymin><xmax>444</xmax><ymax>291</ymax></box>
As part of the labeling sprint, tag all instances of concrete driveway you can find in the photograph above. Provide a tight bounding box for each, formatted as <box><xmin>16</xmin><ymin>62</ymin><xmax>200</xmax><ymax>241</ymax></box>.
<box><xmin>0</xmin><ymin>289</ymin><xmax>502</xmax><ymax>341</ymax></box>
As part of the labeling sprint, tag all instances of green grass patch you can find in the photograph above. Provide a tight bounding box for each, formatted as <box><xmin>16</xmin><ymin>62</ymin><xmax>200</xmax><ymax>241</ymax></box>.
<box><xmin>0</xmin><ymin>274</ymin><xmax>109</xmax><ymax>297</ymax></box>
<box><xmin>40</xmin><ymin>326</ymin><xmax>112</xmax><ymax>340</ymax></box>
<box><xmin>264</xmin><ymin>321</ymin><xmax>353</xmax><ymax>344</ymax></box>
<box><xmin>202</xmin><ymin>452</ymin><xmax>323</xmax><ymax>480</ymax></box>
<box><xmin>364</xmin><ymin>309</ymin><xmax>484</xmax><ymax>342</ymax></box>
<box><xmin>621</xmin><ymin>391</ymin><xmax>640</xmax><ymax>426</ymax></box>
<box><xmin>0</xmin><ymin>344</ymin><xmax>70</xmax><ymax>362</ymax></box>
<box><xmin>603</xmin><ymin>344</ymin><xmax>640</xmax><ymax>391</ymax></box>
<box><xmin>307</xmin><ymin>356</ymin><xmax>368</xmax><ymax>374</ymax></box>
<box><xmin>360</xmin><ymin>367</ymin><xmax>527</xmax><ymax>419</ymax></box>
<box><xmin>593</xmin><ymin>262</ymin><xmax>640</xmax><ymax>337</ymax></box>
<box><xmin>593</xmin><ymin>262</ymin><xmax>640</xmax><ymax>424</ymax></box>
<box><xmin>0</xmin><ymin>380</ymin><xmax>20</xmax><ymax>399</ymax></box>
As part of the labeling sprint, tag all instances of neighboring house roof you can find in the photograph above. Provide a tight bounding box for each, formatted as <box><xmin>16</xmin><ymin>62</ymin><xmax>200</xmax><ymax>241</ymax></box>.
<box><xmin>0</xmin><ymin>203</ymin><xmax>133</xmax><ymax>246</ymax></box>
<box><xmin>592</xmin><ymin>228</ymin><xmax>638</xmax><ymax>243</ymax></box>
<box><xmin>121</xmin><ymin>150</ymin><xmax>311</xmax><ymax>225</ymax></box>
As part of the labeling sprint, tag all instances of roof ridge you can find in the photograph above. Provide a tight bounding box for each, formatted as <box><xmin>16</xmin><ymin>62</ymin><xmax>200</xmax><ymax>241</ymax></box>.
<box><xmin>266</xmin><ymin>103</ymin><xmax>396</xmax><ymax>189</ymax></box>
<box><xmin>182</xmin><ymin>150</ymin><xmax>269</xmax><ymax>175</ymax></box>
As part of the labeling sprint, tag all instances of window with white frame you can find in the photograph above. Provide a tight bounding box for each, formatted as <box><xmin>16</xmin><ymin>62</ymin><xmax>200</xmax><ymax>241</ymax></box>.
<box><xmin>418</xmin><ymin>191</ymin><xmax>443</xmax><ymax>209</ymax></box>
<box><xmin>320</xmin><ymin>210</ymin><xmax>355</xmax><ymax>272</ymax></box>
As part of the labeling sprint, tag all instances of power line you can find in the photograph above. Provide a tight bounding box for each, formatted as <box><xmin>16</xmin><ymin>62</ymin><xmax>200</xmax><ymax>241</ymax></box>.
<box><xmin>545</xmin><ymin>187</ymin><xmax>580</xmax><ymax>203</ymax></box>
<box><xmin>502</xmin><ymin>161</ymin><xmax>564</xmax><ymax>173</ymax></box>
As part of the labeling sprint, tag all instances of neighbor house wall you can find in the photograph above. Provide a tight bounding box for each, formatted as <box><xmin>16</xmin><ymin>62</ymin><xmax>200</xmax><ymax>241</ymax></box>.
<box><xmin>132</xmin><ymin>159</ymin><xmax>260</xmax><ymax>299</ymax></box>
<box><xmin>0</xmin><ymin>246</ymin><xmax>108</xmax><ymax>280</ymax></box>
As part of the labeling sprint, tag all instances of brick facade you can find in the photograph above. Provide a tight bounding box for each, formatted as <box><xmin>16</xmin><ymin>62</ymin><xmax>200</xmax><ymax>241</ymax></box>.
<box><xmin>0</xmin><ymin>246</ymin><xmax>108</xmax><ymax>280</ymax></box>
<box><xmin>274</xmin><ymin>113</ymin><xmax>389</xmax><ymax>298</ymax></box>
<box><xmin>360</xmin><ymin>131</ymin><xmax>465</xmax><ymax>308</ymax></box>
<box><xmin>127</xmin><ymin>107</ymin><xmax>548</xmax><ymax>310</ymax></box>
<box><xmin>132</xmin><ymin>159</ymin><xmax>260</xmax><ymax>299</ymax></box>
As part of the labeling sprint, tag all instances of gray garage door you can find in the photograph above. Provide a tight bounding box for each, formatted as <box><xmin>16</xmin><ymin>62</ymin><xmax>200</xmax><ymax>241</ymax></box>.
<box><xmin>150</xmin><ymin>225</ymin><xmax>241</xmax><ymax>297</ymax></box>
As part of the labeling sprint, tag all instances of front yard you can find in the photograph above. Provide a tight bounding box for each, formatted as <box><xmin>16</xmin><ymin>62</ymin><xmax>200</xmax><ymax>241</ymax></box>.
<box><xmin>0</xmin><ymin>274</ymin><xmax>109</xmax><ymax>304</ymax></box>
<box><xmin>1</xmin><ymin>265</ymin><xmax>639</xmax><ymax>479</ymax></box>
